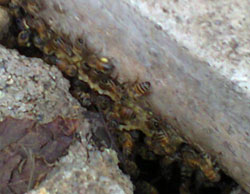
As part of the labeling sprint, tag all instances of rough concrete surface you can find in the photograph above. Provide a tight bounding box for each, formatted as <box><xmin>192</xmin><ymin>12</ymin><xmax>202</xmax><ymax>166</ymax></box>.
<box><xmin>130</xmin><ymin>0</ymin><xmax>250</xmax><ymax>92</ymax></box>
<box><xmin>0</xmin><ymin>45</ymin><xmax>133</xmax><ymax>194</ymax></box>
<box><xmin>29</xmin><ymin>0</ymin><xmax>250</xmax><ymax>192</ymax></box>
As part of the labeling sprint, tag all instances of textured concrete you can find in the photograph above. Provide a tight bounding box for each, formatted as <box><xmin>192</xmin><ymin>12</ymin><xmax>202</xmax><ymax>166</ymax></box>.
<box><xmin>19</xmin><ymin>0</ymin><xmax>250</xmax><ymax>192</ymax></box>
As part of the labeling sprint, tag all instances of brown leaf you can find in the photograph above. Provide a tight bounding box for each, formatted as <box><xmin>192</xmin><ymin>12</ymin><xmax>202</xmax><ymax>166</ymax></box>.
<box><xmin>0</xmin><ymin>117</ymin><xmax>36</xmax><ymax>151</ymax></box>
<box><xmin>0</xmin><ymin>116</ymin><xmax>79</xmax><ymax>193</ymax></box>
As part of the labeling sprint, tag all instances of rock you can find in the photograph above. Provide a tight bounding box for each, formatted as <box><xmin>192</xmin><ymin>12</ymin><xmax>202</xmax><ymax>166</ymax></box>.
<box><xmin>0</xmin><ymin>45</ymin><xmax>133</xmax><ymax>194</ymax></box>
<box><xmin>26</xmin><ymin>141</ymin><xmax>133</xmax><ymax>194</ymax></box>
<box><xmin>0</xmin><ymin>45</ymin><xmax>81</xmax><ymax>123</ymax></box>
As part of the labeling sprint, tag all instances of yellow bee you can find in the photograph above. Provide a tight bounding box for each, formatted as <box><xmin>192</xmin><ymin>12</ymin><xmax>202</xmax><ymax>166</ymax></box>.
<box><xmin>122</xmin><ymin>159</ymin><xmax>139</xmax><ymax>178</ymax></box>
<box><xmin>119</xmin><ymin>106</ymin><xmax>136</xmax><ymax>120</ymax></box>
<box><xmin>29</xmin><ymin>19</ymin><xmax>51</xmax><ymax>41</ymax></box>
<box><xmin>87</xmin><ymin>55</ymin><xmax>115</xmax><ymax>76</ymax></box>
<box><xmin>8</xmin><ymin>2</ymin><xmax>22</xmax><ymax>17</ymax></box>
<box><xmin>64</xmin><ymin>64</ymin><xmax>78</xmax><ymax>77</ymax></box>
<box><xmin>42</xmin><ymin>40</ymin><xmax>55</xmax><ymax>55</ymax></box>
<box><xmin>53</xmin><ymin>36</ymin><xmax>73</xmax><ymax>58</ymax></box>
<box><xmin>137</xmin><ymin>145</ymin><xmax>156</xmax><ymax>161</ymax></box>
<box><xmin>94</xmin><ymin>94</ymin><xmax>113</xmax><ymax>112</ymax></box>
<box><xmin>199</xmin><ymin>153</ymin><xmax>221</xmax><ymax>182</ymax></box>
<box><xmin>99</xmin><ymin>77</ymin><xmax>119</xmax><ymax>95</ymax></box>
<box><xmin>181</xmin><ymin>146</ymin><xmax>221</xmax><ymax>182</ymax></box>
<box><xmin>134</xmin><ymin>81</ymin><xmax>151</xmax><ymax>95</ymax></box>
<box><xmin>155</xmin><ymin>131</ymin><xmax>176</xmax><ymax>155</ymax></box>
<box><xmin>105</xmin><ymin>112</ymin><xmax>120</xmax><ymax>130</ymax></box>
<box><xmin>118</xmin><ymin>132</ymin><xmax>133</xmax><ymax>156</ymax></box>
<box><xmin>145</xmin><ymin>129</ymin><xmax>179</xmax><ymax>156</ymax></box>
<box><xmin>146</xmin><ymin>116</ymin><xmax>161</xmax><ymax>131</ymax></box>
<box><xmin>78</xmin><ymin>65</ymin><xmax>121</xmax><ymax>101</ymax></box>
<box><xmin>16</xmin><ymin>17</ymin><xmax>30</xmax><ymax>31</ymax></box>
<box><xmin>127</xmin><ymin>81</ymin><xmax>151</xmax><ymax>99</ymax></box>
<box><xmin>25</xmin><ymin>0</ymin><xmax>41</xmax><ymax>15</ymax></box>
<box><xmin>48</xmin><ymin>56</ymin><xmax>77</xmax><ymax>77</ymax></box>
<box><xmin>160</xmin><ymin>154</ymin><xmax>180</xmax><ymax>182</ymax></box>
<box><xmin>78</xmin><ymin>61</ymin><xmax>91</xmax><ymax>73</ymax></box>
<box><xmin>72</xmin><ymin>37</ymin><xmax>86</xmax><ymax>56</ymax></box>
<box><xmin>74</xmin><ymin>91</ymin><xmax>92</xmax><ymax>107</ymax></box>
<box><xmin>33</xmin><ymin>35</ymin><xmax>45</xmax><ymax>50</ymax></box>
<box><xmin>17</xmin><ymin>30</ymin><xmax>31</xmax><ymax>47</ymax></box>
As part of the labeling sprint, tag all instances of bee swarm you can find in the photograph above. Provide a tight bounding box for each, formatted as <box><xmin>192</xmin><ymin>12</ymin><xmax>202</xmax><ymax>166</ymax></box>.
<box><xmin>0</xmin><ymin>0</ymin><xmax>240</xmax><ymax>194</ymax></box>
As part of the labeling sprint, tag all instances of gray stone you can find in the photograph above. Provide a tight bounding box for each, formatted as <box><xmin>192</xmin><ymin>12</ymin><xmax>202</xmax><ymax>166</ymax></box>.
<box><xmin>0</xmin><ymin>45</ymin><xmax>133</xmax><ymax>194</ymax></box>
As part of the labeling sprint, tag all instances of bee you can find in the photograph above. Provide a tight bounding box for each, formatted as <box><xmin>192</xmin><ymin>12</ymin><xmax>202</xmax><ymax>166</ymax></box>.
<box><xmin>72</xmin><ymin>37</ymin><xmax>85</xmax><ymax>56</ymax></box>
<box><xmin>16</xmin><ymin>17</ymin><xmax>30</xmax><ymax>31</ymax></box>
<box><xmin>145</xmin><ymin>130</ymin><xmax>175</xmax><ymax>156</ymax></box>
<box><xmin>17</xmin><ymin>30</ymin><xmax>31</xmax><ymax>47</ymax></box>
<box><xmin>119</xmin><ymin>106</ymin><xmax>136</xmax><ymax>120</ymax></box>
<box><xmin>87</xmin><ymin>55</ymin><xmax>115</xmax><ymax>76</ymax></box>
<box><xmin>33</xmin><ymin>34</ymin><xmax>45</xmax><ymax>50</ymax></box>
<box><xmin>161</xmin><ymin>154</ymin><xmax>179</xmax><ymax>166</ymax></box>
<box><xmin>128</xmin><ymin>81</ymin><xmax>151</xmax><ymax>99</ymax></box>
<box><xmin>137</xmin><ymin>145</ymin><xmax>156</xmax><ymax>161</ymax></box>
<box><xmin>47</xmin><ymin>56</ymin><xmax>77</xmax><ymax>77</ymax></box>
<box><xmin>88</xmin><ymin>68</ymin><xmax>103</xmax><ymax>83</ymax></box>
<box><xmin>99</xmin><ymin>77</ymin><xmax>119</xmax><ymax>95</ymax></box>
<box><xmin>181</xmin><ymin>146</ymin><xmax>221</xmax><ymax>182</ymax></box>
<box><xmin>160</xmin><ymin>154</ymin><xmax>180</xmax><ymax>182</ymax></box>
<box><xmin>53</xmin><ymin>36</ymin><xmax>73</xmax><ymax>58</ymax></box>
<box><xmin>146</xmin><ymin>115</ymin><xmax>161</xmax><ymax>131</ymax></box>
<box><xmin>180</xmin><ymin>164</ymin><xmax>194</xmax><ymax>182</ymax></box>
<box><xmin>105</xmin><ymin>112</ymin><xmax>120</xmax><ymax>130</ymax></box>
<box><xmin>8</xmin><ymin>2</ymin><xmax>22</xmax><ymax>17</ymax></box>
<box><xmin>118</xmin><ymin>132</ymin><xmax>134</xmax><ymax>156</ymax></box>
<box><xmin>122</xmin><ymin>159</ymin><xmax>139</xmax><ymax>178</ymax></box>
<box><xmin>135</xmin><ymin>181</ymin><xmax>159</xmax><ymax>194</ymax></box>
<box><xmin>71</xmin><ymin>78</ymin><xmax>90</xmax><ymax>93</ymax></box>
<box><xmin>199</xmin><ymin>153</ymin><xmax>221</xmax><ymax>182</ymax></box>
<box><xmin>29</xmin><ymin>19</ymin><xmax>51</xmax><ymax>41</ymax></box>
<box><xmin>64</xmin><ymin>64</ymin><xmax>78</xmax><ymax>77</ymax></box>
<box><xmin>24</xmin><ymin>0</ymin><xmax>42</xmax><ymax>15</ymax></box>
<box><xmin>74</xmin><ymin>91</ymin><xmax>92</xmax><ymax>107</ymax></box>
<box><xmin>166</xmin><ymin>127</ymin><xmax>184</xmax><ymax>150</ymax></box>
<box><xmin>42</xmin><ymin>40</ymin><xmax>55</xmax><ymax>55</ymax></box>
<box><xmin>77</xmin><ymin>61</ymin><xmax>91</xmax><ymax>72</ymax></box>
<box><xmin>78</xmin><ymin>68</ymin><xmax>121</xmax><ymax>101</ymax></box>
<box><xmin>108</xmin><ymin>119</ymin><xmax>120</xmax><ymax>130</ymax></box>
<box><xmin>45</xmin><ymin>55</ymin><xmax>66</xmax><ymax>68</ymax></box>
<box><xmin>94</xmin><ymin>94</ymin><xmax>113</xmax><ymax>112</ymax></box>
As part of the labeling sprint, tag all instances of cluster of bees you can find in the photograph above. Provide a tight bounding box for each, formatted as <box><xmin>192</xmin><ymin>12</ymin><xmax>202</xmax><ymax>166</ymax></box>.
<box><xmin>1</xmin><ymin>0</ymin><xmax>238</xmax><ymax>193</ymax></box>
